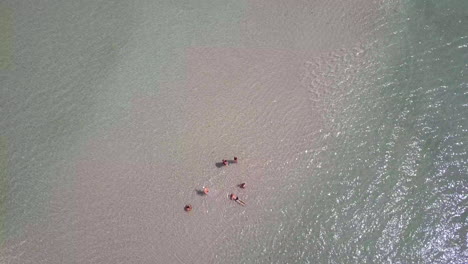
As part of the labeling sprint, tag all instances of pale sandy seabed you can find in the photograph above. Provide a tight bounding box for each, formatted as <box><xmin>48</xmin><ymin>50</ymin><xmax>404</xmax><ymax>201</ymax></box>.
<box><xmin>0</xmin><ymin>0</ymin><xmax>386</xmax><ymax>263</ymax></box>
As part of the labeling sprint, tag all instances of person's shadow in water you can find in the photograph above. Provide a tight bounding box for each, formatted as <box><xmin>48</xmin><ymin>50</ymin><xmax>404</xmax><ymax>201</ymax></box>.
<box><xmin>215</xmin><ymin>160</ymin><xmax>236</xmax><ymax>168</ymax></box>
<box><xmin>195</xmin><ymin>189</ymin><xmax>206</xmax><ymax>196</ymax></box>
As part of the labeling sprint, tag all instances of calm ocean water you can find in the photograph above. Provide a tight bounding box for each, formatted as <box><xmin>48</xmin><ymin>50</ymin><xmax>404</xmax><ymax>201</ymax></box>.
<box><xmin>0</xmin><ymin>0</ymin><xmax>467</xmax><ymax>263</ymax></box>
<box><xmin>322</xmin><ymin>1</ymin><xmax>468</xmax><ymax>261</ymax></box>
<box><xmin>215</xmin><ymin>0</ymin><xmax>467</xmax><ymax>263</ymax></box>
<box><xmin>318</xmin><ymin>1</ymin><xmax>468</xmax><ymax>262</ymax></box>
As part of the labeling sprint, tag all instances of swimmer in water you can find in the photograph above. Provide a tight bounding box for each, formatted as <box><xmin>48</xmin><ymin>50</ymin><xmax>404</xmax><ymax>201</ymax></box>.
<box><xmin>229</xmin><ymin>193</ymin><xmax>246</xmax><ymax>206</ymax></box>
<box><xmin>233</xmin><ymin>157</ymin><xmax>238</xmax><ymax>163</ymax></box>
<box><xmin>239</xmin><ymin>183</ymin><xmax>246</xmax><ymax>189</ymax></box>
<box><xmin>184</xmin><ymin>204</ymin><xmax>192</xmax><ymax>212</ymax></box>
<box><xmin>203</xmin><ymin>187</ymin><xmax>209</xmax><ymax>195</ymax></box>
<box><xmin>222</xmin><ymin>159</ymin><xmax>229</xmax><ymax>166</ymax></box>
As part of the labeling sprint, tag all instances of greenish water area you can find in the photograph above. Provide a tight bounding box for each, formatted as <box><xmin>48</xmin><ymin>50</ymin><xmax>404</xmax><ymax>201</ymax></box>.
<box><xmin>0</xmin><ymin>4</ymin><xmax>12</xmax><ymax>69</ymax></box>
<box><xmin>0</xmin><ymin>0</ymin><xmax>466</xmax><ymax>263</ymax></box>
<box><xmin>0</xmin><ymin>0</ymin><xmax>246</xmax><ymax>243</ymax></box>
<box><xmin>214</xmin><ymin>1</ymin><xmax>467</xmax><ymax>263</ymax></box>
<box><xmin>250</xmin><ymin>0</ymin><xmax>468</xmax><ymax>263</ymax></box>
<box><xmin>0</xmin><ymin>137</ymin><xmax>6</xmax><ymax>246</ymax></box>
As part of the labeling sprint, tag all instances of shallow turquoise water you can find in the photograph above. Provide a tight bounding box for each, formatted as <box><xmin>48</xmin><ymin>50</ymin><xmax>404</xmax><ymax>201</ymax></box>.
<box><xmin>0</xmin><ymin>1</ymin><xmax>467</xmax><ymax>263</ymax></box>
<box><xmin>239</xmin><ymin>1</ymin><xmax>468</xmax><ymax>263</ymax></box>
<box><xmin>214</xmin><ymin>1</ymin><xmax>468</xmax><ymax>263</ymax></box>
<box><xmin>319</xmin><ymin>1</ymin><xmax>467</xmax><ymax>262</ymax></box>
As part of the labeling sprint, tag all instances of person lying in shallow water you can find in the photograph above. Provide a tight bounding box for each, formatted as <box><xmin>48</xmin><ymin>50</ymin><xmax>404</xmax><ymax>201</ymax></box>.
<box><xmin>221</xmin><ymin>157</ymin><xmax>238</xmax><ymax>166</ymax></box>
<box><xmin>230</xmin><ymin>193</ymin><xmax>246</xmax><ymax>206</ymax></box>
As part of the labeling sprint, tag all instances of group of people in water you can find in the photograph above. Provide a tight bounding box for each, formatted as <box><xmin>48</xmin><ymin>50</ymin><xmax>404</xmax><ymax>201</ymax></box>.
<box><xmin>184</xmin><ymin>156</ymin><xmax>246</xmax><ymax>212</ymax></box>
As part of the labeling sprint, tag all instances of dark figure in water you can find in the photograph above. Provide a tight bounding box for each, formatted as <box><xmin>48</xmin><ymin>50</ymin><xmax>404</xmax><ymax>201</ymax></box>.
<box><xmin>216</xmin><ymin>157</ymin><xmax>238</xmax><ymax>168</ymax></box>
<box><xmin>226</xmin><ymin>157</ymin><xmax>238</xmax><ymax>165</ymax></box>
<box><xmin>229</xmin><ymin>193</ymin><xmax>246</xmax><ymax>206</ymax></box>
<box><xmin>184</xmin><ymin>205</ymin><xmax>192</xmax><ymax>212</ymax></box>
<box><xmin>239</xmin><ymin>183</ymin><xmax>246</xmax><ymax>189</ymax></box>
